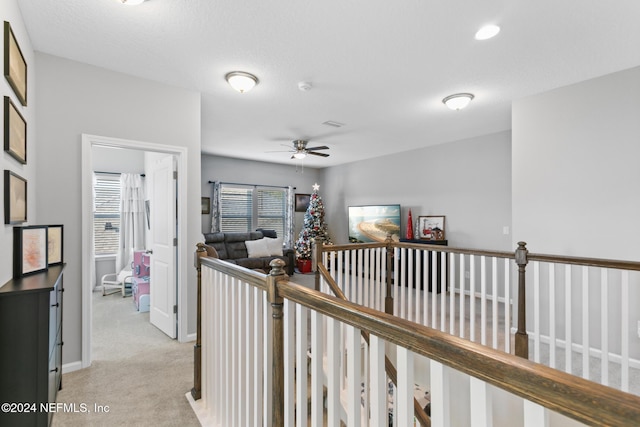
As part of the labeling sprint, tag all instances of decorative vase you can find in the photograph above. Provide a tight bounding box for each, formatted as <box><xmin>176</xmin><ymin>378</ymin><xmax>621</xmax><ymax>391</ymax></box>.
<box><xmin>406</xmin><ymin>209</ymin><xmax>414</xmax><ymax>240</ymax></box>
<box><xmin>297</xmin><ymin>259</ymin><xmax>312</xmax><ymax>273</ymax></box>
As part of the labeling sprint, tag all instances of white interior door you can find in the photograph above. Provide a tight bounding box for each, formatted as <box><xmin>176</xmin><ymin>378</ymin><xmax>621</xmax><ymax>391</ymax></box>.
<box><xmin>149</xmin><ymin>155</ymin><xmax>177</xmax><ymax>338</ymax></box>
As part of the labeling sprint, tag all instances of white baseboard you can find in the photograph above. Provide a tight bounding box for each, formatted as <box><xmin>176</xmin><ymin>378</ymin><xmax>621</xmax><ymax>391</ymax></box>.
<box><xmin>62</xmin><ymin>360</ymin><xmax>83</xmax><ymax>374</ymax></box>
<box><xmin>186</xmin><ymin>391</ymin><xmax>215</xmax><ymax>426</ymax></box>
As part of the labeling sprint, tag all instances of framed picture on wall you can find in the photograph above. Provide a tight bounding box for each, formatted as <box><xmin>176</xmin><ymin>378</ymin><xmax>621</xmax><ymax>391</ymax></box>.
<box><xmin>47</xmin><ymin>224</ymin><xmax>64</xmax><ymax>266</ymax></box>
<box><xmin>295</xmin><ymin>194</ymin><xmax>310</xmax><ymax>212</ymax></box>
<box><xmin>4</xmin><ymin>21</ymin><xmax>27</xmax><ymax>106</ymax></box>
<box><xmin>201</xmin><ymin>197</ymin><xmax>210</xmax><ymax>214</ymax></box>
<box><xmin>4</xmin><ymin>169</ymin><xmax>27</xmax><ymax>224</ymax></box>
<box><xmin>4</xmin><ymin>96</ymin><xmax>27</xmax><ymax>164</ymax></box>
<box><xmin>13</xmin><ymin>225</ymin><xmax>48</xmax><ymax>277</ymax></box>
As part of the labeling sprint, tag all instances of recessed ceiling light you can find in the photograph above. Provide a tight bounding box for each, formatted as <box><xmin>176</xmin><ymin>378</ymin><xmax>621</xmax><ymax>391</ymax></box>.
<box><xmin>225</xmin><ymin>71</ymin><xmax>259</xmax><ymax>93</ymax></box>
<box><xmin>442</xmin><ymin>93</ymin><xmax>474</xmax><ymax>110</ymax></box>
<box><xmin>475</xmin><ymin>24</ymin><xmax>500</xmax><ymax>40</ymax></box>
<box><xmin>120</xmin><ymin>0</ymin><xmax>146</xmax><ymax>5</ymax></box>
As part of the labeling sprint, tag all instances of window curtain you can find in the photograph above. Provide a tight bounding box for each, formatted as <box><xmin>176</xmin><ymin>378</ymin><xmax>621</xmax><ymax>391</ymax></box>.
<box><xmin>116</xmin><ymin>174</ymin><xmax>146</xmax><ymax>273</ymax></box>
<box><xmin>210</xmin><ymin>181</ymin><xmax>221</xmax><ymax>232</ymax></box>
<box><xmin>91</xmin><ymin>173</ymin><xmax>97</xmax><ymax>287</ymax></box>
<box><xmin>284</xmin><ymin>186</ymin><xmax>294</xmax><ymax>248</ymax></box>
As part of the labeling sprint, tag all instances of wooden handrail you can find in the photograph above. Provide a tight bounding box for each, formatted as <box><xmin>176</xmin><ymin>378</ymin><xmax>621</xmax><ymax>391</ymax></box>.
<box><xmin>317</xmin><ymin>264</ymin><xmax>431</xmax><ymax>427</ymax></box>
<box><xmin>276</xmin><ymin>280</ymin><xmax>640</xmax><ymax>427</ymax></box>
<box><xmin>528</xmin><ymin>252</ymin><xmax>640</xmax><ymax>270</ymax></box>
<box><xmin>200</xmin><ymin>256</ymin><xmax>269</xmax><ymax>291</ymax></box>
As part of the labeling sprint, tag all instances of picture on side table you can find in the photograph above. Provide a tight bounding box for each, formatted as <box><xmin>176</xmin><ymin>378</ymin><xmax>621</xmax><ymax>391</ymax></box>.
<box><xmin>13</xmin><ymin>225</ymin><xmax>48</xmax><ymax>277</ymax></box>
<box><xmin>47</xmin><ymin>224</ymin><xmax>64</xmax><ymax>266</ymax></box>
<box><xmin>418</xmin><ymin>215</ymin><xmax>446</xmax><ymax>240</ymax></box>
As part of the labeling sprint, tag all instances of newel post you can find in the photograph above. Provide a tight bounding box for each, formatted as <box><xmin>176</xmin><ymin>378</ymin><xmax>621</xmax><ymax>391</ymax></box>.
<box><xmin>385</xmin><ymin>233</ymin><xmax>394</xmax><ymax>315</ymax></box>
<box><xmin>267</xmin><ymin>259</ymin><xmax>287</xmax><ymax>427</ymax></box>
<box><xmin>515</xmin><ymin>241</ymin><xmax>529</xmax><ymax>359</ymax></box>
<box><xmin>191</xmin><ymin>242</ymin><xmax>207</xmax><ymax>400</ymax></box>
<box><xmin>312</xmin><ymin>237</ymin><xmax>323</xmax><ymax>291</ymax></box>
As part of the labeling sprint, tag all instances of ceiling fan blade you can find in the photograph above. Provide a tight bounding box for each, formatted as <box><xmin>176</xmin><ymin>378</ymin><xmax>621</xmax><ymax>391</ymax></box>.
<box><xmin>305</xmin><ymin>145</ymin><xmax>329</xmax><ymax>151</ymax></box>
<box><xmin>265</xmin><ymin>149</ymin><xmax>294</xmax><ymax>153</ymax></box>
<box><xmin>307</xmin><ymin>151</ymin><xmax>330</xmax><ymax>157</ymax></box>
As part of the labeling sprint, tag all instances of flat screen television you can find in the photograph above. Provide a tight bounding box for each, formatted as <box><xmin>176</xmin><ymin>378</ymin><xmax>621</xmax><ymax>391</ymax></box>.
<box><xmin>348</xmin><ymin>204</ymin><xmax>401</xmax><ymax>243</ymax></box>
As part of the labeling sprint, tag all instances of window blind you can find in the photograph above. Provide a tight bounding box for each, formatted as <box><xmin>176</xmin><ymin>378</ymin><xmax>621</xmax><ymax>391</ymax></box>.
<box><xmin>219</xmin><ymin>184</ymin><xmax>286</xmax><ymax>237</ymax></box>
<box><xmin>94</xmin><ymin>175</ymin><xmax>120</xmax><ymax>255</ymax></box>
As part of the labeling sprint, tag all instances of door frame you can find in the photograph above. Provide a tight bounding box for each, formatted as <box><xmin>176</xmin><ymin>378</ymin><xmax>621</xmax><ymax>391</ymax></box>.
<box><xmin>81</xmin><ymin>133</ymin><xmax>188</xmax><ymax>368</ymax></box>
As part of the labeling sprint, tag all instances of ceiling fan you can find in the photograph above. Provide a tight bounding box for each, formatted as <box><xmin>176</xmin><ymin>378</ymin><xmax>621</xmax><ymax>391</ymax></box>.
<box><xmin>273</xmin><ymin>140</ymin><xmax>330</xmax><ymax>160</ymax></box>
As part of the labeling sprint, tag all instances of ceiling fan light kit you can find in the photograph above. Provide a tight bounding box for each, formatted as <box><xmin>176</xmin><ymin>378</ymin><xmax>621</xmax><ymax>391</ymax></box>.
<box><xmin>225</xmin><ymin>71</ymin><xmax>259</xmax><ymax>93</ymax></box>
<box><xmin>442</xmin><ymin>93</ymin><xmax>474</xmax><ymax>110</ymax></box>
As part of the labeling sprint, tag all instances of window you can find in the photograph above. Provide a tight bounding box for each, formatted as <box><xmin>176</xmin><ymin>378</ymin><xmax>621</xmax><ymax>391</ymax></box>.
<box><xmin>219</xmin><ymin>185</ymin><xmax>286</xmax><ymax>238</ymax></box>
<box><xmin>94</xmin><ymin>174</ymin><xmax>120</xmax><ymax>255</ymax></box>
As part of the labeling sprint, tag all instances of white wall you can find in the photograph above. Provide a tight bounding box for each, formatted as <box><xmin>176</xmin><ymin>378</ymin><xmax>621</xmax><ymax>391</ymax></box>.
<box><xmin>513</xmin><ymin>66</ymin><xmax>640</xmax><ymax>260</ymax></box>
<box><xmin>320</xmin><ymin>131</ymin><xmax>513</xmax><ymax>250</ymax></box>
<box><xmin>35</xmin><ymin>53</ymin><xmax>201</xmax><ymax>365</ymax></box>
<box><xmin>0</xmin><ymin>1</ymin><xmax>36</xmax><ymax>286</ymax></box>
<box><xmin>200</xmin><ymin>154</ymin><xmax>321</xmax><ymax>238</ymax></box>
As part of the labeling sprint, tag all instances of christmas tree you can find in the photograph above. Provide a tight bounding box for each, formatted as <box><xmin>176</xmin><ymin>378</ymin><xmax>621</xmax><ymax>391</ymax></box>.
<box><xmin>295</xmin><ymin>183</ymin><xmax>331</xmax><ymax>260</ymax></box>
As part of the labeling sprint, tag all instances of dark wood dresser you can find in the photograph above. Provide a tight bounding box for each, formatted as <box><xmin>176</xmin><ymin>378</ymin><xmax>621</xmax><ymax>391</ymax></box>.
<box><xmin>0</xmin><ymin>264</ymin><xmax>65</xmax><ymax>426</ymax></box>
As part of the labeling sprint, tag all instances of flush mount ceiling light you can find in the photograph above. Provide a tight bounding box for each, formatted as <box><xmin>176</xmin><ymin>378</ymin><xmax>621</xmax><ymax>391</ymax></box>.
<box><xmin>120</xmin><ymin>0</ymin><xmax>146</xmax><ymax>5</ymax></box>
<box><xmin>225</xmin><ymin>71</ymin><xmax>259</xmax><ymax>93</ymax></box>
<box><xmin>442</xmin><ymin>93</ymin><xmax>475</xmax><ymax>110</ymax></box>
<box><xmin>475</xmin><ymin>24</ymin><xmax>500</xmax><ymax>40</ymax></box>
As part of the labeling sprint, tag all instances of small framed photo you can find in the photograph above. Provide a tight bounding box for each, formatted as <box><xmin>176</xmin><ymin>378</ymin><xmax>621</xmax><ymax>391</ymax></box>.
<box><xmin>201</xmin><ymin>197</ymin><xmax>210</xmax><ymax>214</ymax></box>
<box><xmin>295</xmin><ymin>194</ymin><xmax>310</xmax><ymax>212</ymax></box>
<box><xmin>4</xmin><ymin>169</ymin><xmax>27</xmax><ymax>224</ymax></box>
<box><xmin>47</xmin><ymin>224</ymin><xmax>64</xmax><ymax>266</ymax></box>
<box><xmin>4</xmin><ymin>96</ymin><xmax>26</xmax><ymax>164</ymax></box>
<box><xmin>418</xmin><ymin>215</ymin><xmax>446</xmax><ymax>240</ymax></box>
<box><xmin>4</xmin><ymin>21</ymin><xmax>27</xmax><ymax>106</ymax></box>
<box><xmin>13</xmin><ymin>225</ymin><xmax>48</xmax><ymax>277</ymax></box>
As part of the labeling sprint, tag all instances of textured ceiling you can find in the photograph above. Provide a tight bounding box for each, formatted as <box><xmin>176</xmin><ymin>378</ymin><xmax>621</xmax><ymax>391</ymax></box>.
<box><xmin>18</xmin><ymin>0</ymin><xmax>640</xmax><ymax>167</ymax></box>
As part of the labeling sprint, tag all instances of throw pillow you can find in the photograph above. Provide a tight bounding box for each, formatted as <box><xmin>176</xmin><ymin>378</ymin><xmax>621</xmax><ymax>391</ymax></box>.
<box><xmin>245</xmin><ymin>238</ymin><xmax>271</xmax><ymax>258</ymax></box>
<box><xmin>265</xmin><ymin>237</ymin><xmax>284</xmax><ymax>256</ymax></box>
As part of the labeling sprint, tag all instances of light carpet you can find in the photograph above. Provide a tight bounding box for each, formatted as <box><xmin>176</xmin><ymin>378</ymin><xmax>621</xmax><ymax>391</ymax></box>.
<box><xmin>52</xmin><ymin>289</ymin><xmax>200</xmax><ymax>427</ymax></box>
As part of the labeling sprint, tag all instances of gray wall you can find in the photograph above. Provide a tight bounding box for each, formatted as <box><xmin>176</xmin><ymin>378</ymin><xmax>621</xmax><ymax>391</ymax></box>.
<box><xmin>513</xmin><ymin>66</ymin><xmax>640</xmax><ymax>260</ymax></box>
<box><xmin>320</xmin><ymin>130</ymin><xmax>513</xmax><ymax>251</ymax></box>
<box><xmin>35</xmin><ymin>53</ymin><xmax>201</xmax><ymax>365</ymax></box>
<box><xmin>0</xmin><ymin>1</ymin><xmax>36</xmax><ymax>286</ymax></box>
<box><xmin>200</xmin><ymin>154</ymin><xmax>322</xmax><ymax>238</ymax></box>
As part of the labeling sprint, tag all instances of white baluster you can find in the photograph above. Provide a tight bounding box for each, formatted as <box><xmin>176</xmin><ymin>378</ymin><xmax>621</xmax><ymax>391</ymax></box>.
<box><xmin>430</xmin><ymin>360</ymin><xmax>450</xmax><ymax>427</ymax></box>
<box><xmin>601</xmin><ymin>269</ymin><xmax>609</xmax><ymax>386</ymax></box>
<box><xmin>415</xmin><ymin>249</ymin><xmax>422</xmax><ymax>324</ymax></box>
<box><xmin>432</xmin><ymin>250</ymin><xmax>438</xmax><ymax>328</ymax></box>
<box><xmin>401</xmin><ymin>247</ymin><xmax>407</xmax><ymax>319</ymax></box>
<box><xmin>492</xmin><ymin>257</ymin><xmax>498</xmax><ymax>349</ymax></box>
<box><xmin>470</xmin><ymin>377</ymin><xmax>492</xmax><ymax>427</ymax></box>
<box><xmin>524</xmin><ymin>400</ymin><xmax>549</xmax><ymax>427</ymax></box>
<box><xmin>347</xmin><ymin>325</ymin><xmax>361</xmax><ymax>426</ymax></box>
<box><xmin>481</xmin><ymin>255</ymin><xmax>487</xmax><ymax>345</ymax></box>
<box><xmin>327</xmin><ymin>317</ymin><xmax>341</xmax><ymax>426</ymax></box>
<box><xmin>284</xmin><ymin>300</ymin><xmax>295</xmax><ymax>426</ymax></box>
<box><xmin>565</xmin><ymin>265</ymin><xmax>572</xmax><ymax>375</ymax></box>
<box><xmin>460</xmin><ymin>254</ymin><xmax>466</xmax><ymax>339</ymax></box>
<box><xmin>621</xmin><ymin>271</ymin><xmax>630</xmax><ymax>392</ymax></box>
<box><xmin>369</xmin><ymin>335</ymin><xmax>386</xmax><ymax>427</ymax></box>
<box><xmin>296</xmin><ymin>304</ymin><xmax>308</xmax><ymax>426</ymax></box>
<box><xmin>310</xmin><ymin>310</ymin><xmax>324</xmax><ymax>427</ymax></box>
<box><xmin>440</xmin><ymin>251</ymin><xmax>446</xmax><ymax>332</ymax></box>
<box><xmin>470</xmin><ymin>255</ymin><xmax>476</xmax><ymax>342</ymax></box>
<box><xmin>450</xmin><ymin>253</ymin><xmax>456</xmax><ymax>334</ymax></box>
<box><xmin>504</xmin><ymin>258</ymin><xmax>511</xmax><ymax>354</ymax></box>
<box><xmin>549</xmin><ymin>263</ymin><xmax>556</xmax><ymax>368</ymax></box>
<box><xmin>582</xmin><ymin>266</ymin><xmax>590</xmax><ymax>380</ymax></box>
<box><xmin>533</xmin><ymin>262</ymin><xmax>540</xmax><ymax>362</ymax></box>
<box><xmin>397</xmin><ymin>347</ymin><xmax>414</xmax><ymax>427</ymax></box>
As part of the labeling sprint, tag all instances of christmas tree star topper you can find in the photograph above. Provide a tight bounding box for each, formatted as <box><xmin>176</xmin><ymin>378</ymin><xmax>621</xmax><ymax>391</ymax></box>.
<box><xmin>312</xmin><ymin>182</ymin><xmax>320</xmax><ymax>191</ymax></box>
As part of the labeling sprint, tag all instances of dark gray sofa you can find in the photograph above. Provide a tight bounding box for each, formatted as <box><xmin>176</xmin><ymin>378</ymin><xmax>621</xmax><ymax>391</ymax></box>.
<box><xmin>203</xmin><ymin>231</ymin><xmax>294</xmax><ymax>275</ymax></box>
